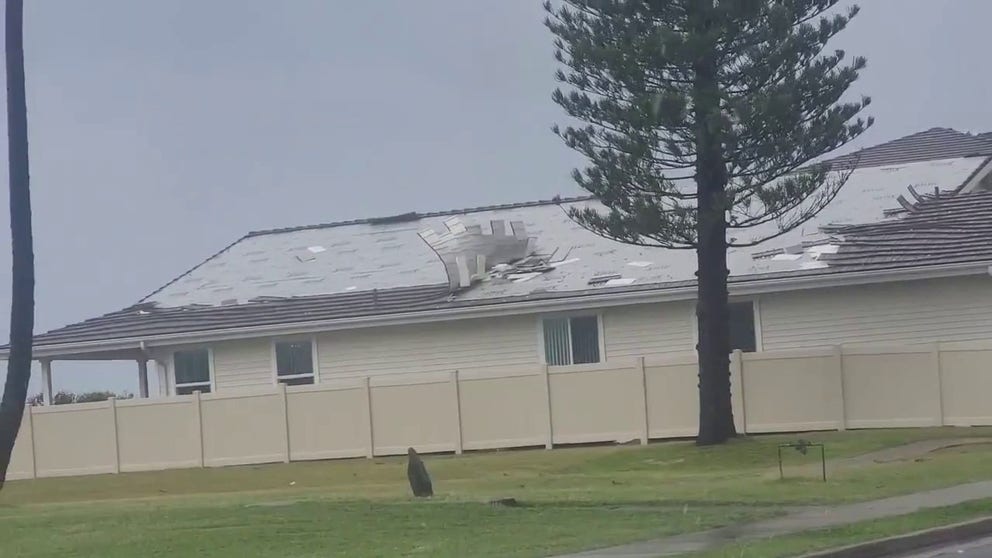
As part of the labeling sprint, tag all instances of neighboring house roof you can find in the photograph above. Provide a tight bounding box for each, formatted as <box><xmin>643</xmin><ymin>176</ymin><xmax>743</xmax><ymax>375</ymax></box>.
<box><xmin>819</xmin><ymin>189</ymin><xmax>992</xmax><ymax>270</ymax></box>
<box><xmin>15</xmin><ymin>129</ymin><xmax>992</xmax><ymax>355</ymax></box>
<box><xmin>824</xmin><ymin>127</ymin><xmax>992</xmax><ymax>170</ymax></box>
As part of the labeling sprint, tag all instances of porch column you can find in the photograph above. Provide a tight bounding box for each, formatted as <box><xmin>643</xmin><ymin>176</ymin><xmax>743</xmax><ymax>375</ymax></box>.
<box><xmin>40</xmin><ymin>359</ymin><xmax>53</xmax><ymax>405</ymax></box>
<box><xmin>137</xmin><ymin>359</ymin><xmax>149</xmax><ymax>398</ymax></box>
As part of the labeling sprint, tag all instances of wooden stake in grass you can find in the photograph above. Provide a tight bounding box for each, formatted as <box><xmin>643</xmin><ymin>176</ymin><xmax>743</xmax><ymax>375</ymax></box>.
<box><xmin>407</xmin><ymin>447</ymin><xmax>433</xmax><ymax>498</ymax></box>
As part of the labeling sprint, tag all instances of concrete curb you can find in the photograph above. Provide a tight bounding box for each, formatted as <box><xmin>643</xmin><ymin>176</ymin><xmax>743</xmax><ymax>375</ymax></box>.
<box><xmin>798</xmin><ymin>516</ymin><xmax>992</xmax><ymax>558</ymax></box>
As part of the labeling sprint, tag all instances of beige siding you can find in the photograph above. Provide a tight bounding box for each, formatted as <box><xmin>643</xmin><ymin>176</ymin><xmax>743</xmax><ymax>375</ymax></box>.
<box><xmin>603</xmin><ymin>302</ymin><xmax>694</xmax><ymax>358</ymax></box>
<box><xmin>760</xmin><ymin>276</ymin><xmax>992</xmax><ymax>350</ymax></box>
<box><xmin>317</xmin><ymin>315</ymin><xmax>539</xmax><ymax>378</ymax></box>
<box><xmin>212</xmin><ymin>339</ymin><xmax>273</xmax><ymax>390</ymax></box>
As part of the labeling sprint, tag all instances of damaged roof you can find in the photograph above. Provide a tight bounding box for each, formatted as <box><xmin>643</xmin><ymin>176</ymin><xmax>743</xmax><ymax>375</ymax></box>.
<box><xmin>21</xmin><ymin>129</ymin><xmax>992</xmax><ymax>352</ymax></box>
<box><xmin>819</xmin><ymin>189</ymin><xmax>992</xmax><ymax>270</ymax></box>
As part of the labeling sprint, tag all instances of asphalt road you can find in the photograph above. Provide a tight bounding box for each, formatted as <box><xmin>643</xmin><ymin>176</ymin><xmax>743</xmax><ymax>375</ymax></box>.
<box><xmin>898</xmin><ymin>535</ymin><xmax>992</xmax><ymax>557</ymax></box>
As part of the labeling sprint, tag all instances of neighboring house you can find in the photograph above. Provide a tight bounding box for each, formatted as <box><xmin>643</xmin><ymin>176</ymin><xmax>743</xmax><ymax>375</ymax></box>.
<box><xmin>6</xmin><ymin>128</ymin><xmax>992</xmax><ymax>402</ymax></box>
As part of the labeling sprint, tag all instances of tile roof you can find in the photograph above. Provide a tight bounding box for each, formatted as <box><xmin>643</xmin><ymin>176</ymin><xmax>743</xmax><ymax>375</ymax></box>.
<box><xmin>34</xmin><ymin>284</ymin><xmax>453</xmax><ymax>346</ymax></box>
<box><xmin>819</xmin><ymin>190</ymin><xmax>992</xmax><ymax>270</ymax></box>
<box><xmin>20</xmin><ymin>128</ymin><xmax>992</xmax><ymax>352</ymax></box>
<box><xmin>824</xmin><ymin>127</ymin><xmax>992</xmax><ymax>170</ymax></box>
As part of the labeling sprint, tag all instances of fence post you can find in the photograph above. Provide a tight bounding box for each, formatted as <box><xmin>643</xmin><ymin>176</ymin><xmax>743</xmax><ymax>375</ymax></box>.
<box><xmin>636</xmin><ymin>357</ymin><xmax>649</xmax><ymax>444</ymax></box>
<box><xmin>109</xmin><ymin>397</ymin><xmax>121</xmax><ymax>474</ymax></box>
<box><xmin>730</xmin><ymin>349</ymin><xmax>747</xmax><ymax>435</ymax></box>
<box><xmin>833</xmin><ymin>346</ymin><xmax>846</xmax><ymax>431</ymax></box>
<box><xmin>541</xmin><ymin>364</ymin><xmax>553</xmax><ymax>449</ymax></box>
<box><xmin>26</xmin><ymin>406</ymin><xmax>36</xmax><ymax>479</ymax></box>
<box><xmin>279</xmin><ymin>383</ymin><xmax>291</xmax><ymax>463</ymax></box>
<box><xmin>932</xmin><ymin>343</ymin><xmax>944</xmax><ymax>426</ymax></box>
<box><xmin>363</xmin><ymin>377</ymin><xmax>375</xmax><ymax>458</ymax></box>
<box><xmin>451</xmin><ymin>370</ymin><xmax>463</xmax><ymax>455</ymax></box>
<box><xmin>193</xmin><ymin>391</ymin><xmax>205</xmax><ymax>468</ymax></box>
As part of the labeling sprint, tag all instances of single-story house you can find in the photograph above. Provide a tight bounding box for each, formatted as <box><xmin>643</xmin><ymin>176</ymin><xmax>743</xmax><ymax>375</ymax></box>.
<box><xmin>7</xmin><ymin>127</ymin><xmax>992</xmax><ymax>403</ymax></box>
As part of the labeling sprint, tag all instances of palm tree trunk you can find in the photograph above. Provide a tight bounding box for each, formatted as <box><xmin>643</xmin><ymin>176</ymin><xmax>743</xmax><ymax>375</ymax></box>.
<box><xmin>0</xmin><ymin>0</ymin><xmax>35</xmax><ymax>488</ymax></box>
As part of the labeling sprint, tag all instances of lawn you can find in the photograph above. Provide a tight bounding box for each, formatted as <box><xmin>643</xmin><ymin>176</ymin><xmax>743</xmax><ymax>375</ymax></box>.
<box><xmin>692</xmin><ymin>498</ymin><xmax>992</xmax><ymax>557</ymax></box>
<box><xmin>3</xmin><ymin>427</ymin><xmax>992</xmax><ymax>557</ymax></box>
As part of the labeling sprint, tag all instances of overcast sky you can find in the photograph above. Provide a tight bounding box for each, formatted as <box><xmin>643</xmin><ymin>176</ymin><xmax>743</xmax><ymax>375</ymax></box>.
<box><xmin>1</xmin><ymin>0</ymin><xmax>991</xmax><ymax>395</ymax></box>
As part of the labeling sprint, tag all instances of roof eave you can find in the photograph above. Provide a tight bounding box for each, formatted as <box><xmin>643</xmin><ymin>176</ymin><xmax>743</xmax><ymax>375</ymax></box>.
<box><xmin>10</xmin><ymin>260</ymin><xmax>992</xmax><ymax>360</ymax></box>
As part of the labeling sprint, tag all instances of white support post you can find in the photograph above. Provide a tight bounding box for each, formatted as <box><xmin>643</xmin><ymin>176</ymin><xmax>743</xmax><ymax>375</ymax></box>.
<box><xmin>137</xmin><ymin>359</ymin><xmax>149</xmax><ymax>399</ymax></box>
<box><xmin>40</xmin><ymin>359</ymin><xmax>53</xmax><ymax>406</ymax></box>
<box><xmin>155</xmin><ymin>360</ymin><xmax>168</xmax><ymax>397</ymax></box>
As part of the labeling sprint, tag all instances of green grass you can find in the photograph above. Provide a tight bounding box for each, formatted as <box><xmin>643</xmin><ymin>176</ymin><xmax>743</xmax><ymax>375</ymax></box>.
<box><xmin>2</xmin><ymin>427</ymin><xmax>992</xmax><ymax>557</ymax></box>
<box><xmin>692</xmin><ymin>499</ymin><xmax>992</xmax><ymax>557</ymax></box>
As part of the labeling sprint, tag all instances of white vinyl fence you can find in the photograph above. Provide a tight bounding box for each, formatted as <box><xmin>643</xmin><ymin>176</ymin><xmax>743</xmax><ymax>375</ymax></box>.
<box><xmin>8</xmin><ymin>339</ymin><xmax>992</xmax><ymax>480</ymax></box>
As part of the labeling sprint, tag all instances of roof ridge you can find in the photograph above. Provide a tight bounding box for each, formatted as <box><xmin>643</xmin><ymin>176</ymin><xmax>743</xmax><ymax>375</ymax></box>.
<box><xmin>245</xmin><ymin>195</ymin><xmax>595</xmax><ymax>238</ymax></box>
<box><xmin>823</xmin><ymin>127</ymin><xmax>992</xmax><ymax>170</ymax></box>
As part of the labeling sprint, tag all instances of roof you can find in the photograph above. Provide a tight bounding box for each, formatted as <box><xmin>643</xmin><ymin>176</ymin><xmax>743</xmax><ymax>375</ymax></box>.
<box><xmin>33</xmin><ymin>284</ymin><xmax>453</xmax><ymax>347</ymax></box>
<box><xmin>824</xmin><ymin>127</ymin><xmax>992</xmax><ymax>170</ymax></box>
<box><xmin>19</xmin><ymin>128</ymin><xmax>992</xmax><ymax>354</ymax></box>
<box><xmin>820</xmin><ymin>189</ymin><xmax>992</xmax><ymax>269</ymax></box>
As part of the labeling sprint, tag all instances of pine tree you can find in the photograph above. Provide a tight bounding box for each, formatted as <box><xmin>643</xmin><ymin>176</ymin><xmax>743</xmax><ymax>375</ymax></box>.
<box><xmin>0</xmin><ymin>0</ymin><xmax>35</xmax><ymax>487</ymax></box>
<box><xmin>546</xmin><ymin>0</ymin><xmax>872</xmax><ymax>444</ymax></box>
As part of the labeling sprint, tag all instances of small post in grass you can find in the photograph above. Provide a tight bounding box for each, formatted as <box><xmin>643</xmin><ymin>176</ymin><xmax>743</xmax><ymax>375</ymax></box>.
<box><xmin>778</xmin><ymin>440</ymin><xmax>826</xmax><ymax>482</ymax></box>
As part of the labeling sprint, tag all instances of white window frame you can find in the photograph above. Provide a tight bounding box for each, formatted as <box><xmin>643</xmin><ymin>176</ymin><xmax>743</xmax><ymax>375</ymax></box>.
<box><xmin>271</xmin><ymin>336</ymin><xmax>320</xmax><ymax>385</ymax></box>
<box><xmin>689</xmin><ymin>297</ymin><xmax>763</xmax><ymax>352</ymax></box>
<box><xmin>537</xmin><ymin>312</ymin><xmax>606</xmax><ymax>366</ymax></box>
<box><xmin>170</xmin><ymin>347</ymin><xmax>215</xmax><ymax>395</ymax></box>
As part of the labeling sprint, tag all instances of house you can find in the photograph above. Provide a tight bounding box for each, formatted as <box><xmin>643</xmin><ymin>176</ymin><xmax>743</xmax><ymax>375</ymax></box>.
<box><xmin>7</xmin><ymin>127</ymin><xmax>992</xmax><ymax>403</ymax></box>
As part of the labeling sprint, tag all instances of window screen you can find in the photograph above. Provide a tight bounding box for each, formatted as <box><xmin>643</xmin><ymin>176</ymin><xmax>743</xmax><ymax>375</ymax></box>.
<box><xmin>174</xmin><ymin>349</ymin><xmax>211</xmax><ymax>394</ymax></box>
<box><xmin>729</xmin><ymin>302</ymin><xmax>757</xmax><ymax>352</ymax></box>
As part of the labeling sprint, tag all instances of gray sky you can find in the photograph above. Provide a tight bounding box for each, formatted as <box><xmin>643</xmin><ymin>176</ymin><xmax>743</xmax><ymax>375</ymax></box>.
<box><xmin>1</xmin><ymin>0</ymin><xmax>991</xmax><ymax>395</ymax></box>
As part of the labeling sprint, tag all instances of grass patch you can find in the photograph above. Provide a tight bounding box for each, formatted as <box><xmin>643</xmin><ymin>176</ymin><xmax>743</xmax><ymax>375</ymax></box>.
<box><xmin>2</xmin><ymin>428</ymin><xmax>992</xmax><ymax>556</ymax></box>
<box><xmin>0</xmin><ymin>498</ymin><xmax>777</xmax><ymax>558</ymax></box>
<box><xmin>692</xmin><ymin>498</ymin><xmax>992</xmax><ymax>557</ymax></box>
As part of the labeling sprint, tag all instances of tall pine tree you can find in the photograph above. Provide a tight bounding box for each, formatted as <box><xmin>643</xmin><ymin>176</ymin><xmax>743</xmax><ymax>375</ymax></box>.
<box><xmin>546</xmin><ymin>0</ymin><xmax>871</xmax><ymax>444</ymax></box>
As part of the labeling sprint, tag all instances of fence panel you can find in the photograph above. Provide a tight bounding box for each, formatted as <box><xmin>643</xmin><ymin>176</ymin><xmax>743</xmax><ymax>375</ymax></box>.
<box><xmin>117</xmin><ymin>396</ymin><xmax>200</xmax><ymax>472</ymax></box>
<box><xmin>458</xmin><ymin>368</ymin><xmax>546</xmax><ymax>451</ymax></box>
<box><xmin>644</xmin><ymin>355</ymin><xmax>698</xmax><ymax>438</ymax></box>
<box><xmin>200</xmin><ymin>389</ymin><xmax>286</xmax><ymax>467</ymax></box>
<box><xmin>32</xmin><ymin>402</ymin><xmax>116</xmax><ymax>477</ymax></box>
<box><xmin>742</xmin><ymin>350</ymin><xmax>839</xmax><ymax>433</ymax></box>
<box><xmin>549</xmin><ymin>361</ymin><xmax>643</xmax><ymax>445</ymax></box>
<box><xmin>287</xmin><ymin>382</ymin><xmax>368</xmax><ymax>461</ymax></box>
<box><xmin>843</xmin><ymin>347</ymin><xmax>938</xmax><ymax>429</ymax></box>
<box><xmin>7</xmin><ymin>409</ymin><xmax>34</xmax><ymax>480</ymax></box>
<box><xmin>940</xmin><ymin>344</ymin><xmax>992</xmax><ymax>426</ymax></box>
<box><xmin>370</xmin><ymin>373</ymin><xmax>456</xmax><ymax>456</ymax></box>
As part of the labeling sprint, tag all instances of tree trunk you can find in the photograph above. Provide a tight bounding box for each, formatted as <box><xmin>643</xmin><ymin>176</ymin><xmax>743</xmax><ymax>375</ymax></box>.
<box><xmin>0</xmin><ymin>0</ymin><xmax>35</xmax><ymax>488</ymax></box>
<box><xmin>691</xmin><ymin>0</ymin><xmax>735</xmax><ymax>446</ymax></box>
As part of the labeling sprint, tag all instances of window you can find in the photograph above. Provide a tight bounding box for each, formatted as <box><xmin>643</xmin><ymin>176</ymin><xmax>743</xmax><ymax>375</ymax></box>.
<box><xmin>729</xmin><ymin>301</ymin><xmax>757</xmax><ymax>353</ymax></box>
<box><xmin>275</xmin><ymin>340</ymin><xmax>315</xmax><ymax>385</ymax></box>
<box><xmin>543</xmin><ymin>315</ymin><xmax>601</xmax><ymax>366</ymax></box>
<box><xmin>173</xmin><ymin>349</ymin><xmax>211</xmax><ymax>394</ymax></box>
